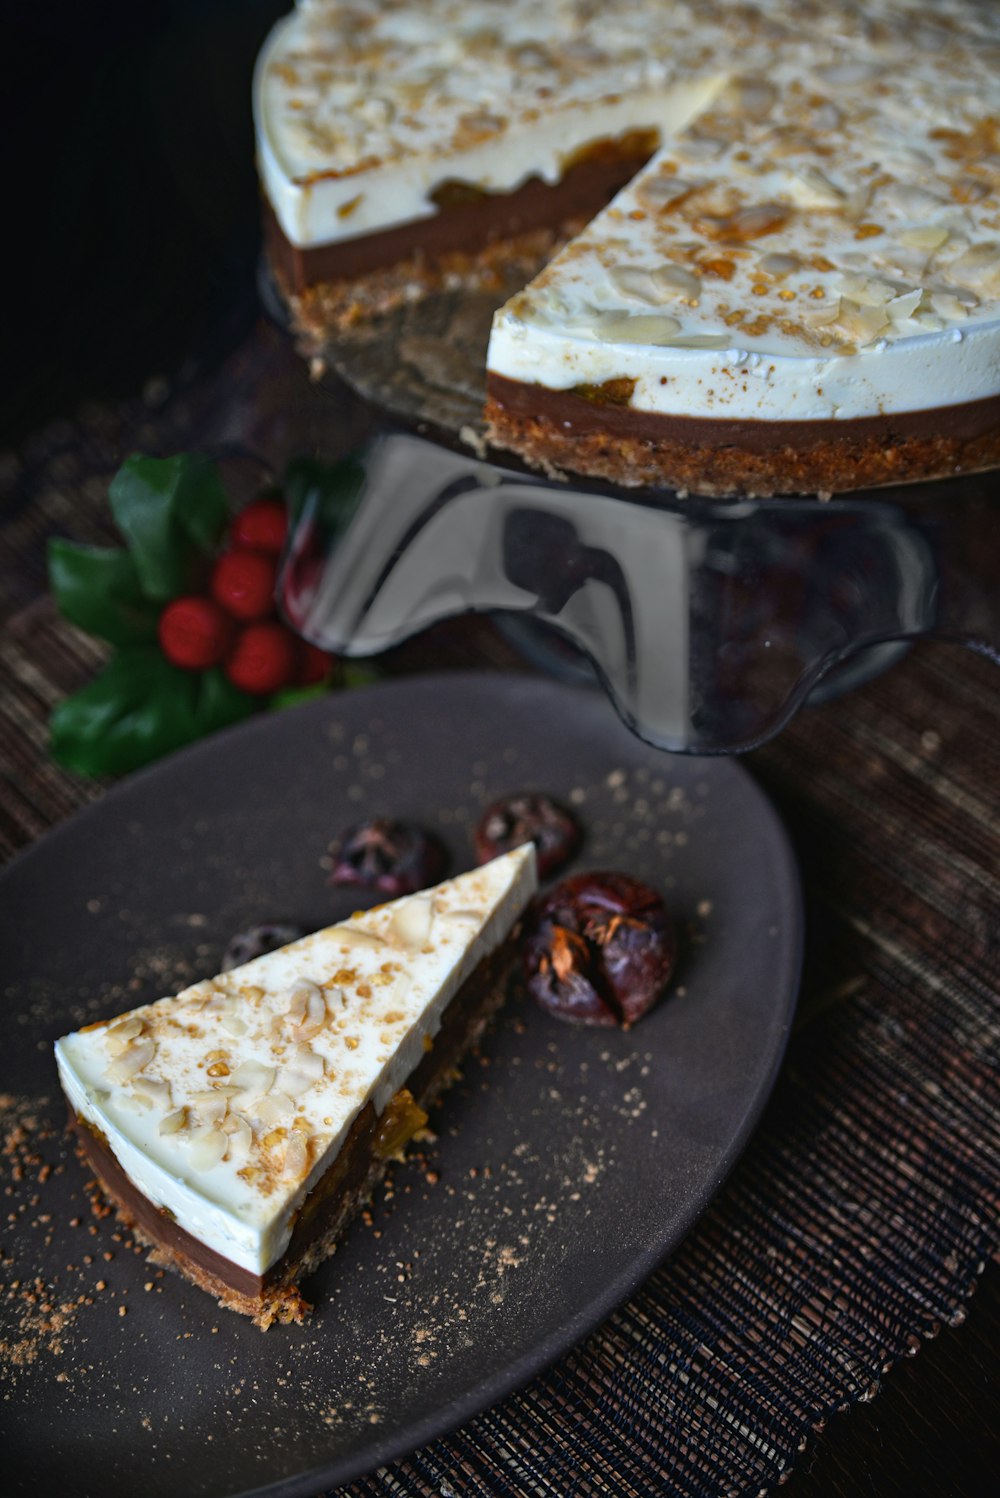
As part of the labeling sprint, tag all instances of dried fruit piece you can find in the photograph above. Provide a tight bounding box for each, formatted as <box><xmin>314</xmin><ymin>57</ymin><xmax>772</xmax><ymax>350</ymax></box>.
<box><xmin>474</xmin><ymin>793</ymin><xmax>580</xmax><ymax>880</ymax></box>
<box><xmin>523</xmin><ymin>872</ymin><xmax>676</xmax><ymax>1028</ymax></box>
<box><xmin>328</xmin><ymin>818</ymin><xmax>447</xmax><ymax>897</ymax></box>
<box><xmin>222</xmin><ymin>922</ymin><xmax>306</xmax><ymax>971</ymax></box>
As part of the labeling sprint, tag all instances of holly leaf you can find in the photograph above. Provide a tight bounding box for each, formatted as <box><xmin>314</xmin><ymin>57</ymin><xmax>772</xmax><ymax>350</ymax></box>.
<box><xmin>108</xmin><ymin>453</ymin><xmax>229</xmax><ymax>602</ymax></box>
<box><xmin>50</xmin><ymin>648</ymin><xmax>255</xmax><ymax>777</ymax></box>
<box><xmin>268</xmin><ymin>681</ymin><xmax>333</xmax><ymax>713</ymax></box>
<box><xmin>283</xmin><ymin>454</ymin><xmax>366</xmax><ymax>544</ymax></box>
<box><xmin>48</xmin><ymin>540</ymin><xmax>160</xmax><ymax>646</ymax></box>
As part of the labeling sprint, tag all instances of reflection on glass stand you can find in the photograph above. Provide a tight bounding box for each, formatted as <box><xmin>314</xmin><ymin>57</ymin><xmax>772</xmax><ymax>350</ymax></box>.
<box><xmin>280</xmin><ymin>432</ymin><xmax>999</xmax><ymax>754</ymax></box>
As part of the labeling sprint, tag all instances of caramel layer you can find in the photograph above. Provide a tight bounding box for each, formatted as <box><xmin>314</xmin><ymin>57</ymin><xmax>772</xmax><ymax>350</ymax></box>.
<box><xmin>265</xmin><ymin>133</ymin><xmax>659</xmax><ymax>293</ymax></box>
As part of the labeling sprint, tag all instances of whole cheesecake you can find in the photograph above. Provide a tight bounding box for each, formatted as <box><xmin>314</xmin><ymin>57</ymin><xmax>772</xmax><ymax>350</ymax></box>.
<box><xmin>255</xmin><ymin>0</ymin><xmax>1000</xmax><ymax>496</ymax></box>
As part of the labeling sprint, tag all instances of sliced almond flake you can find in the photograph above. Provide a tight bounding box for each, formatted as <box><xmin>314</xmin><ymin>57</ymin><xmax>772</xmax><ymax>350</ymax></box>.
<box><xmin>719</xmin><ymin>75</ymin><xmax>776</xmax><ymax>120</ymax></box>
<box><xmin>277</xmin><ymin>1066</ymin><xmax>309</xmax><ymax>1098</ymax></box>
<box><xmin>887</xmin><ymin>288</ymin><xmax>923</xmax><ymax>321</ymax></box>
<box><xmin>105</xmin><ymin>1039</ymin><xmax>155</xmax><ymax>1083</ymax></box>
<box><xmin>159</xmin><ymin>1107</ymin><xmax>188</xmax><ymax>1136</ymax></box>
<box><xmin>225</xmin><ymin>1115</ymin><xmax>253</xmax><ymax>1154</ymax></box>
<box><xmin>651</xmin><ymin>264</ymin><xmax>702</xmax><ymax>299</ymax></box>
<box><xmin>106</xmin><ymin>1016</ymin><xmax>144</xmax><ymax>1046</ymax></box>
<box><xmin>331</xmin><ymin>926</ymin><xmax>388</xmax><ymax>951</ymax></box>
<box><xmin>189</xmin><ymin>1127</ymin><xmax>228</xmax><ymax>1172</ymax></box>
<box><xmin>254</xmin><ymin>1091</ymin><xmax>295</xmax><ymax>1126</ymax></box>
<box><xmin>231</xmin><ymin>1060</ymin><xmax>276</xmax><ymax>1094</ymax></box>
<box><xmin>635</xmin><ymin>173</ymin><xmax>702</xmax><ymax>207</ymax></box>
<box><xmin>672</xmin><ymin>134</ymin><xmax>727</xmax><ymax>162</ymax></box>
<box><xmin>132</xmin><ymin>1077</ymin><xmax>171</xmax><ymax>1107</ymax></box>
<box><xmin>758</xmin><ymin>252</ymin><xmax>802</xmax><ymax>280</ymax></box>
<box><xmin>290</xmin><ymin>981</ymin><xmax>328</xmax><ymax>1037</ymax></box>
<box><xmin>595</xmin><ymin>313</ymin><xmax>683</xmax><ymax>345</ymax></box>
<box><xmin>607</xmin><ymin>266</ymin><xmax>667</xmax><ymax>306</ymax></box>
<box><xmin>660</xmin><ymin>332</ymin><xmax>733</xmax><ymax>349</ymax></box>
<box><xmin>436</xmin><ymin>905</ymin><xmax>484</xmax><ymax>928</ymax></box>
<box><xmin>801</xmin><ymin>297</ymin><xmax>842</xmax><ymax>328</ymax></box>
<box><xmin>390</xmin><ymin>895</ymin><xmax>434</xmax><ymax>949</ymax></box>
<box><xmin>947</xmin><ymin>242</ymin><xmax>1000</xmax><ymax>296</ymax></box>
<box><xmin>914</xmin><ymin>311</ymin><xmax>946</xmax><ymax>331</ymax></box>
<box><xmin>785</xmin><ymin>167</ymin><xmax>845</xmax><ymax>211</ymax></box>
<box><xmin>292</xmin><ymin>1044</ymin><xmax>326</xmax><ymax>1081</ymax></box>
<box><xmin>838</xmin><ymin>273</ymin><xmax>900</xmax><ymax>308</ymax></box>
<box><xmin>189</xmin><ymin>1091</ymin><xmax>228</xmax><ymax>1125</ymax></box>
<box><xmin>220</xmin><ymin>1013</ymin><xmax>248</xmax><ymax>1038</ymax></box>
<box><xmin>836</xmin><ymin>299</ymin><xmax>891</xmax><ymax>343</ymax></box>
<box><xmin>931</xmin><ymin>290</ymin><xmax>972</xmax><ymax>321</ymax></box>
<box><xmin>282</xmin><ymin>1133</ymin><xmax>310</xmax><ymax>1181</ymax></box>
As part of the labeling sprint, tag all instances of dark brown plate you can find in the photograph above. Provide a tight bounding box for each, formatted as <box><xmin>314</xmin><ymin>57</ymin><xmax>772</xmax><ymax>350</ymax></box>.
<box><xmin>0</xmin><ymin>674</ymin><xmax>802</xmax><ymax>1496</ymax></box>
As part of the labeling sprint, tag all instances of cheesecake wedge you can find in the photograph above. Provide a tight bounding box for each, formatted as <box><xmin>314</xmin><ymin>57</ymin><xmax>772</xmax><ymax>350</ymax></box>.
<box><xmin>55</xmin><ymin>845</ymin><xmax>537</xmax><ymax>1327</ymax></box>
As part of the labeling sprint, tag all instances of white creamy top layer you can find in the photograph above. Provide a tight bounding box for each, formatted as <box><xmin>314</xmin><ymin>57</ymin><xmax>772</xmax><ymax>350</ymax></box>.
<box><xmin>256</xmin><ymin>0</ymin><xmax>1000</xmax><ymax>422</ymax></box>
<box><xmin>55</xmin><ymin>845</ymin><xmax>537</xmax><ymax>1278</ymax></box>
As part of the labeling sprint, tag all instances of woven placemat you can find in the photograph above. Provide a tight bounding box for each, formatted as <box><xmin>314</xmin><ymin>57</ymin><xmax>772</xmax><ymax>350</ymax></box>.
<box><xmin>1</xmin><ymin>327</ymin><xmax>998</xmax><ymax>1497</ymax></box>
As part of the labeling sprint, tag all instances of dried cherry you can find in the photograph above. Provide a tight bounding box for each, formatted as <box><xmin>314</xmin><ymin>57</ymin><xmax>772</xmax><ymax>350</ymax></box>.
<box><xmin>474</xmin><ymin>792</ymin><xmax>580</xmax><ymax>879</ymax></box>
<box><xmin>522</xmin><ymin>871</ymin><xmax>675</xmax><ymax>1028</ymax></box>
<box><xmin>328</xmin><ymin>818</ymin><xmax>447</xmax><ymax>897</ymax></box>
<box><xmin>222</xmin><ymin>921</ymin><xmax>306</xmax><ymax>972</ymax></box>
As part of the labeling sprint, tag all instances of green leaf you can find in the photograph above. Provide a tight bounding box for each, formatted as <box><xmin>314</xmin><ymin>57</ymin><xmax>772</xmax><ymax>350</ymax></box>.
<box><xmin>267</xmin><ymin>681</ymin><xmax>333</xmax><ymax>713</ymax></box>
<box><xmin>283</xmin><ymin>454</ymin><xmax>366</xmax><ymax>543</ymax></box>
<box><xmin>50</xmin><ymin>649</ymin><xmax>255</xmax><ymax>777</ymax></box>
<box><xmin>340</xmin><ymin>660</ymin><xmax>384</xmax><ymax>688</ymax></box>
<box><xmin>48</xmin><ymin>539</ymin><xmax>159</xmax><ymax>646</ymax></box>
<box><xmin>108</xmin><ymin>453</ymin><xmax>229</xmax><ymax>602</ymax></box>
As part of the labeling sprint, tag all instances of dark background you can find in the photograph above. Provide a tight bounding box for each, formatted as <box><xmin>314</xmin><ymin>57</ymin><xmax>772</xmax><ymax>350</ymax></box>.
<box><xmin>5</xmin><ymin>0</ymin><xmax>286</xmax><ymax>444</ymax></box>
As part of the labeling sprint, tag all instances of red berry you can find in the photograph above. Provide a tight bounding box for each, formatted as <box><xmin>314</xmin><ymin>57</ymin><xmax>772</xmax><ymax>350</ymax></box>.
<box><xmin>294</xmin><ymin>640</ymin><xmax>335</xmax><ymax>687</ymax></box>
<box><xmin>231</xmin><ymin>497</ymin><xmax>288</xmax><ymax>555</ymax></box>
<box><xmin>211</xmin><ymin>549</ymin><xmax>277</xmax><ymax>622</ymax></box>
<box><xmin>158</xmin><ymin>596</ymin><xmax>234</xmax><ymax>671</ymax></box>
<box><xmin>225</xmin><ymin>621</ymin><xmax>298</xmax><ymax>695</ymax></box>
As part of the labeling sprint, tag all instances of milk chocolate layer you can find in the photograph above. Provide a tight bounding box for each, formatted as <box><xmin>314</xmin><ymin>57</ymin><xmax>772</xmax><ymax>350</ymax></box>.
<box><xmin>266</xmin><ymin>133</ymin><xmax>659</xmax><ymax>293</ymax></box>
<box><xmin>486</xmin><ymin>373</ymin><xmax>1000</xmax><ymax>452</ymax></box>
<box><xmin>70</xmin><ymin>940</ymin><xmax>517</xmax><ymax>1301</ymax></box>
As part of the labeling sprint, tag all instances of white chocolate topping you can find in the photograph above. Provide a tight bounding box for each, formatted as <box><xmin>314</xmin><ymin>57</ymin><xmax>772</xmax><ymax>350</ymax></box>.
<box><xmin>55</xmin><ymin>845</ymin><xmax>537</xmax><ymax>1277</ymax></box>
<box><xmin>255</xmin><ymin>1</ymin><xmax>1000</xmax><ymax>426</ymax></box>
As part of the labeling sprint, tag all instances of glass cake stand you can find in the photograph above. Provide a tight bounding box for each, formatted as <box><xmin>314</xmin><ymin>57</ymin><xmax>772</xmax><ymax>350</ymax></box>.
<box><xmin>279</xmin><ymin>430</ymin><xmax>1000</xmax><ymax>755</ymax></box>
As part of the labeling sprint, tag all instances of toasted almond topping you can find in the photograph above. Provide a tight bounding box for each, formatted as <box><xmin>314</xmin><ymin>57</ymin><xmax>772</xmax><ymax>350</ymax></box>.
<box><xmin>948</xmin><ymin>242</ymin><xmax>1000</xmax><ymax>295</ymax></box>
<box><xmin>106</xmin><ymin>1016</ymin><xmax>144</xmax><ymax>1048</ymax></box>
<box><xmin>189</xmin><ymin>1091</ymin><xmax>228</xmax><ymax>1126</ymax></box>
<box><xmin>231</xmin><ymin>1060</ymin><xmax>276</xmax><ymax>1094</ymax></box>
<box><xmin>225</xmin><ymin>1114</ymin><xmax>253</xmax><ymax>1154</ymax></box>
<box><xmin>106</xmin><ymin>1039</ymin><xmax>155</xmax><ymax>1083</ymax></box>
<box><xmin>159</xmin><ymin>1107</ymin><xmax>188</xmax><ymax>1136</ymax></box>
<box><xmin>899</xmin><ymin>225</ymin><xmax>950</xmax><ymax>253</ymax></box>
<box><xmin>132</xmin><ymin>1077</ymin><xmax>171</xmax><ymax>1107</ymax></box>
<box><xmin>331</xmin><ymin>926</ymin><xmax>387</xmax><ymax>951</ymax></box>
<box><xmin>835</xmin><ymin>299</ymin><xmax>890</xmax><ymax>342</ymax></box>
<box><xmin>883</xmin><ymin>288</ymin><xmax>921</xmax><ymax>322</ymax></box>
<box><xmin>596</xmin><ymin>312</ymin><xmax>682</xmax><ymax>344</ymax></box>
<box><xmin>282</xmin><ymin>1134</ymin><xmax>311</xmax><ymax>1181</ymax></box>
<box><xmin>189</xmin><ymin>1127</ymin><xmax>228</xmax><ymax>1172</ymax></box>
<box><xmin>758</xmin><ymin>252</ymin><xmax>802</xmax><ymax>280</ymax></box>
<box><xmin>389</xmin><ymin>895</ymin><xmax>434</xmax><ymax>949</ymax></box>
<box><xmin>254</xmin><ymin>1092</ymin><xmax>294</xmax><ymax>1126</ymax></box>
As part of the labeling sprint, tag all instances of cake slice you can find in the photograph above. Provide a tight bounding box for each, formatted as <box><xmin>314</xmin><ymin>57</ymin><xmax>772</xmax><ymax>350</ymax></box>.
<box><xmin>55</xmin><ymin>845</ymin><xmax>537</xmax><ymax>1328</ymax></box>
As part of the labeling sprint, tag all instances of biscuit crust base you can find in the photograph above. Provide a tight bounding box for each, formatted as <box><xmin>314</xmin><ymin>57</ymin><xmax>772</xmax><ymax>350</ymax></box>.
<box><xmin>484</xmin><ymin>374</ymin><xmax>1000</xmax><ymax>498</ymax></box>
<box><xmin>70</xmin><ymin>940</ymin><xmax>518</xmax><ymax>1329</ymax></box>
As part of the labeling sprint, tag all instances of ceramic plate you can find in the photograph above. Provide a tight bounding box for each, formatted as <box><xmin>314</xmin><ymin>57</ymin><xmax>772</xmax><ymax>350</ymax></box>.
<box><xmin>0</xmin><ymin>673</ymin><xmax>802</xmax><ymax>1496</ymax></box>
